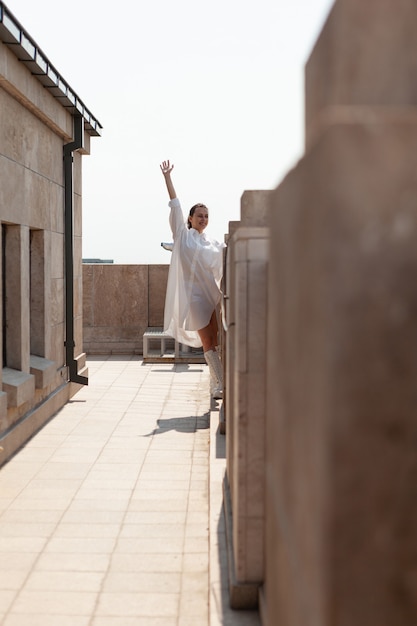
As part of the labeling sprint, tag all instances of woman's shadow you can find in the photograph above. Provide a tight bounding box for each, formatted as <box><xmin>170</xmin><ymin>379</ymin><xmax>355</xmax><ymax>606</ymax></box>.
<box><xmin>144</xmin><ymin>410</ymin><xmax>210</xmax><ymax>437</ymax></box>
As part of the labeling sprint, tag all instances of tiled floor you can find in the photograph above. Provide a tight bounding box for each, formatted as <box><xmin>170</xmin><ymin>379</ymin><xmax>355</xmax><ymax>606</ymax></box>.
<box><xmin>0</xmin><ymin>356</ymin><xmax>260</xmax><ymax>626</ymax></box>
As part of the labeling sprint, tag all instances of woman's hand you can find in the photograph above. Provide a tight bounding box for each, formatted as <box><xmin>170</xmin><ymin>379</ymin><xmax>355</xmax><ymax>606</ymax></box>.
<box><xmin>160</xmin><ymin>160</ymin><xmax>177</xmax><ymax>200</ymax></box>
<box><xmin>160</xmin><ymin>160</ymin><xmax>174</xmax><ymax>176</ymax></box>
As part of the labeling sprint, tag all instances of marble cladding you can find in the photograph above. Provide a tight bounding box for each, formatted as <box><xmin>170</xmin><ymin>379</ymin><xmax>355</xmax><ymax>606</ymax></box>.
<box><xmin>82</xmin><ymin>264</ymin><xmax>169</xmax><ymax>354</ymax></box>
<box><xmin>224</xmin><ymin>190</ymin><xmax>271</xmax><ymax>607</ymax></box>
<box><xmin>305</xmin><ymin>0</ymin><xmax>417</xmax><ymax>148</ymax></box>
<box><xmin>264</xmin><ymin>119</ymin><xmax>417</xmax><ymax>626</ymax></box>
<box><xmin>0</xmin><ymin>37</ymin><xmax>91</xmax><ymax>465</ymax></box>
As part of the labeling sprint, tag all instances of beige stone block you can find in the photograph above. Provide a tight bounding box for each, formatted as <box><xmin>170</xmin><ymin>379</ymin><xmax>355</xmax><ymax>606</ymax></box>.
<box><xmin>0</xmin><ymin>155</ymin><xmax>25</xmax><ymax>221</ymax></box>
<box><xmin>30</xmin><ymin>355</ymin><xmax>56</xmax><ymax>390</ymax></box>
<box><xmin>82</xmin><ymin>265</ymin><xmax>94</xmax><ymax>326</ymax></box>
<box><xmin>2</xmin><ymin>368</ymin><xmax>35</xmax><ymax>408</ymax></box>
<box><xmin>0</xmin><ymin>393</ymin><xmax>7</xmax><ymax>421</ymax></box>
<box><xmin>92</xmin><ymin>265</ymin><xmax>147</xmax><ymax>327</ymax></box>
<box><xmin>226</xmin><ymin>226</ymin><xmax>269</xmax><ymax>592</ymax></box>
<box><xmin>305</xmin><ymin>0</ymin><xmax>417</xmax><ymax>147</ymax></box>
<box><xmin>73</xmin><ymin>190</ymin><xmax>83</xmax><ymax>237</ymax></box>
<box><xmin>148</xmin><ymin>265</ymin><xmax>169</xmax><ymax>327</ymax></box>
<box><xmin>0</xmin><ymin>43</ymin><xmax>72</xmax><ymax>141</ymax></box>
<box><xmin>51</xmin><ymin>232</ymin><xmax>64</xmax><ymax>279</ymax></box>
<box><xmin>4</xmin><ymin>225</ymin><xmax>30</xmax><ymax>372</ymax></box>
<box><xmin>50</xmin><ymin>278</ymin><xmax>64</xmax><ymax>327</ymax></box>
<box><xmin>240</xmin><ymin>190</ymin><xmax>273</xmax><ymax>227</ymax></box>
<box><xmin>265</xmin><ymin>120</ymin><xmax>417</xmax><ymax>626</ymax></box>
<box><xmin>51</xmin><ymin>322</ymin><xmax>65</xmax><ymax>367</ymax></box>
<box><xmin>228</xmin><ymin>220</ymin><xmax>241</xmax><ymax>238</ymax></box>
<box><xmin>50</xmin><ymin>185</ymin><xmax>64</xmax><ymax>234</ymax></box>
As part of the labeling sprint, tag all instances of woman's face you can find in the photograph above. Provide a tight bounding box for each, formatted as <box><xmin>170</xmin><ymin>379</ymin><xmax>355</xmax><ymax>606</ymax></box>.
<box><xmin>189</xmin><ymin>207</ymin><xmax>209</xmax><ymax>233</ymax></box>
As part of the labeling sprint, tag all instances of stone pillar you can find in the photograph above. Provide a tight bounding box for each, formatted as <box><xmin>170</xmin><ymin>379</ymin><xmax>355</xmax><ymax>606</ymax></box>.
<box><xmin>30</xmin><ymin>229</ymin><xmax>52</xmax><ymax>358</ymax></box>
<box><xmin>4</xmin><ymin>224</ymin><xmax>30</xmax><ymax>372</ymax></box>
<box><xmin>305</xmin><ymin>0</ymin><xmax>417</xmax><ymax>149</ymax></box>
<box><xmin>223</xmin><ymin>191</ymin><xmax>271</xmax><ymax>608</ymax></box>
<box><xmin>264</xmin><ymin>120</ymin><xmax>417</xmax><ymax>626</ymax></box>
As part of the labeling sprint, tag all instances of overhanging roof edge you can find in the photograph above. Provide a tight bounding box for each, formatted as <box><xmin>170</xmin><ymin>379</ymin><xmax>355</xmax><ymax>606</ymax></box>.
<box><xmin>0</xmin><ymin>1</ymin><xmax>102</xmax><ymax>137</ymax></box>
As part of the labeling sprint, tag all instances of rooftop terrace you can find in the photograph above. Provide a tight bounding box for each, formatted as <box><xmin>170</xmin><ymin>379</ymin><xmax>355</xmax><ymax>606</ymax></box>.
<box><xmin>0</xmin><ymin>355</ymin><xmax>260</xmax><ymax>625</ymax></box>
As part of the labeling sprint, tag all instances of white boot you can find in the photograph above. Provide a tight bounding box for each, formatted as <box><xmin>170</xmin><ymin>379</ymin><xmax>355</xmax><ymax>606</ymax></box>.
<box><xmin>204</xmin><ymin>350</ymin><xmax>223</xmax><ymax>399</ymax></box>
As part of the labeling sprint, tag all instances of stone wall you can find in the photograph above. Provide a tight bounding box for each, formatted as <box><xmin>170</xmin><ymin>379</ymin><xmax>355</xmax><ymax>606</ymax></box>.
<box><xmin>262</xmin><ymin>0</ymin><xmax>417</xmax><ymax>624</ymax></box>
<box><xmin>83</xmin><ymin>264</ymin><xmax>169</xmax><ymax>354</ymax></box>
<box><xmin>223</xmin><ymin>191</ymin><xmax>271</xmax><ymax>608</ymax></box>
<box><xmin>0</xmin><ymin>28</ymin><xmax>96</xmax><ymax>466</ymax></box>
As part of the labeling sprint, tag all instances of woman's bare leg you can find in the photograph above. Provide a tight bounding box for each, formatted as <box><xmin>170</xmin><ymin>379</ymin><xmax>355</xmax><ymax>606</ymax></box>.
<box><xmin>198</xmin><ymin>311</ymin><xmax>218</xmax><ymax>353</ymax></box>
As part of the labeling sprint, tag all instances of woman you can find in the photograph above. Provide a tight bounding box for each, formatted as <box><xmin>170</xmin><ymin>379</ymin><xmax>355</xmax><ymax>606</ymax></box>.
<box><xmin>160</xmin><ymin>160</ymin><xmax>225</xmax><ymax>398</ymax></box>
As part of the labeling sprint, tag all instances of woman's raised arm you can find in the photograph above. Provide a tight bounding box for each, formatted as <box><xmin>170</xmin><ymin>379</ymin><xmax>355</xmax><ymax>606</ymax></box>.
<box><xmin>160</xmin><ymin>160</ymin><xmax>177</xmax><ymax>200</ymax></box>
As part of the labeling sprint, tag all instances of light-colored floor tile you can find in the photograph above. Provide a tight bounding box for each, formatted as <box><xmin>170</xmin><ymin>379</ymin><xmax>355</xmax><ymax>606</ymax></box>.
<box><xmin>3</xmin><ymin>615</ymin><xmax>90</xmax><ymax>626</ymax></box>
<box><xmin>60</xmin><ymin>510</ymin><xmax>125</xmax><ymax>525</ymax></box>
<box><xmin>182</xmin><ymin>552</ymin><xmax>209</xmax><ymax>573</ymax></box>
<box><xmin>124</xmin><ymin>510</ymin><xmax>186</xmax><ymax>524</ymax></box>
<box><xmin>119</xmin><ymin>522</ymin><xmax>184</xmax><ymax>538</ymax></box>
<box><xmin>91</xmin><ymin>618</ymin><xmax>177</xmax><ymax>626</ymax></box>
<box><xmin>7</xmin><ymin>498</ymin><xmax>73</xmax><ymax>512</ymax></box>
<box><xmin>95</xmin><ymin>592</ymin><xmax>179</xmax><ymax>617</ymax></box>
<box><xmin>127</xmin><ymin>498</ymin><xmax>187</xmax><ymax>512</ymax></box>
<box><xmin>103</xmin><ymin>571</ymin><xmax>181</xmax><ymax>593</ymax></box>
<box><xmin>0</xmin><ymin>522</ymin><xmax>56</xmax><ymax>538</ymax></box>
<box><xmin>44</xmin><ymin>537</ymin><xmax>116</xmax><ymax>554</ymax></box>
<box><xmin>115</xmin><ymin>534</ymin><xmax>184</xmax><ymax>554</ymax></box>
<box><xmin>184</xmin><ymin>535</ymin><xmax>209</xmax><ymax>553</ymax></box>
<box><xmin>181</xmin><ymin>571</ymin><xmax>209</xmax><ymax>593</ymax></box>
<box><xmin>10</xmin><ymin>590</ymin><xmax>98</xmax><ymax>615</ymax></box>
<box><xmin>0</xmin><ymin>590</ymin><xmax>17</xmax><ymax>614</ymax></box>
<box><xmin>35</xmin><ymin>553</ymin><xmax>111</xmax><ymax>573</ymax></box>
<box><xmin>24</xmin><ymin>571</ymin><xmax>104</xmax><ymax>592</ymax></box>
<box><xmin>53</xmin><ymin>523</ymin><xmax>121</xmax><ymax>538</ymax></box>
<box><xmin>0</xmin><ymin>570</ymin><xmax>28</xmax><ymax>591</ymax></box>
<box><xmin>110</xmin><ymin>552</ymin><xmax>183</xmax><ymax>573</ymax></box>
<box><xmin>179</xmin><ymin>588</ymin><xmax>209</xmax><ymax>617</ymax></box>
<box><xmin>0</xmin><ymin>537</ymin><xmax>47</xmax><ymax>553</ymax></box>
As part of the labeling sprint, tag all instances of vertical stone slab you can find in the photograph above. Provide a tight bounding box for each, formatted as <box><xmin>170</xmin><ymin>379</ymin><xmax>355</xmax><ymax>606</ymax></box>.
<box><xmin>148</xmin><ymin>264</ymin><xmax>169</xmax><ymax>327</ymax></box>
<box><xmin>225</xmin><ymin>220</ymin><xmax>241</xmax><ymax>491</ymax></box>
<box><xmin>305</xmin><ymin>0</ymin><xmax>417</xmax><ymax>148</ymax></box>
<box><xmin>223</xmin><ymin>191</ymin><xmax>272</xmax><ymax>608</ymax></box>
<box><xmin>241</xmin><ymin>190</ymin><xmax>273</xmax><ymax>226</ymax></box>
<box><xmin>5</xmin><ymin>224</ymin><xmax>30</xmax><ymax>372</ymax></box>
<box><xmin>30</xmin><ymin>229</ymin><xmax>52</xmax><ymax>357</ymax></box>
<box><xmin>232</xmin><ymin>229</ymin><xmax>269</xmax><ymax>585</ymax></box>
<box><xmin>265</xmin><ymin>121</ymin><xmax>417</xmax><ymax>626</ymax></box>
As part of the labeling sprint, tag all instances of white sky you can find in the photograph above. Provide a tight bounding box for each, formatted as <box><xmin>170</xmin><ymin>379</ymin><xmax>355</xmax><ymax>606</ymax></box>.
<box><xmin>10</xmin><ymin>0</ymin><xmax>334</xmax><ymax>264</ymax></box>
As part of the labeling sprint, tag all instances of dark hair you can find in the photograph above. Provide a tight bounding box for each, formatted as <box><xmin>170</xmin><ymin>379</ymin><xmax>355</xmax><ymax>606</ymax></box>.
<box><xmin>187</xmin><ymin>203</ymin><xmax>208</xmax><ymax>229</ymax></box>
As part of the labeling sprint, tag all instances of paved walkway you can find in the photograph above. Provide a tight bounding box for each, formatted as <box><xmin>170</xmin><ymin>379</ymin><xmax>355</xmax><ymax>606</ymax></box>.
<box><xmin>0</xmin><ymin>356</ymin><xmax>260</xmax><ymax>626</ymax></box>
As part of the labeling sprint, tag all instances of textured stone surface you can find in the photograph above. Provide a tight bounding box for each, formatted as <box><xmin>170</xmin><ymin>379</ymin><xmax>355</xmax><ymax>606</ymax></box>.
<box><xmin>0</xmin><ymin>34</ymin><xmax>93</xmax><ymax>463</ymax></box>
<box><xmin>265</xmin><ymin>120</ymin><xmax>417</xmax><ymax>626</ymax></box>
<box><xmin>83</xmin><ymin>264</ymin><xmax>169</xmax><ymax>354</ymax></box>
<box><xmin>224</xmin><ymin>190</ymin><xmax>270</xmax><ymax>607</ymax></box>
<box><xmin>305</xmin><ymin>0</ymin><xmax>417</xmax><ymax>147</ymax></box>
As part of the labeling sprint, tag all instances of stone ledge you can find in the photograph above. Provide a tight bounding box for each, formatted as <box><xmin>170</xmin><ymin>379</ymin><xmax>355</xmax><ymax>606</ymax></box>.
<box><xmin>2</xmin><ymin>368</ymin><xmax>35</xmax><ymax>408</ymax></box>
<box><xmin>30</xmin><ymin>355</ymin><xmax>56</xmax><ymax>389</ymax></box>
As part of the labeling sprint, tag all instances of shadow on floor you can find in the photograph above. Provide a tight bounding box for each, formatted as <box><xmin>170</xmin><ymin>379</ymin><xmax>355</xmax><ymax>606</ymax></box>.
<box><xmin>143</xmin><ymin>412</ymin><xmax>210</xmax><ymax>437</ymax></box>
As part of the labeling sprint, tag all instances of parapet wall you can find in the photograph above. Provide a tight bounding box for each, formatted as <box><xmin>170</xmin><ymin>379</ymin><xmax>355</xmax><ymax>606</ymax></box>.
<box><xmin>83</xmin><ymin>264</ymin><xmax>169</xmax><ymax>354</ymax></box>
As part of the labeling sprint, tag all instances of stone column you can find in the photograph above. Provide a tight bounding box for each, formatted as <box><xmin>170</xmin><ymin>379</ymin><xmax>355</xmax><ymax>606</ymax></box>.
<box><xmin>5</xmin><ymin>224</ymin><xmax>30</xmax><ymax>372</ymax></box>
<box><xmin>223</xmin><ymin>191</ymin><xmax>271</xmax><ymax>608</ymax></box>
<box><xmin>264</xmin><ymin>119</ymin><xmax>417</xmax><ymax>626</ymax></box>
<box><xmin>305</xmin><ymin>0</ymin><xmax>417</xmax><ymax>149</ymax></box>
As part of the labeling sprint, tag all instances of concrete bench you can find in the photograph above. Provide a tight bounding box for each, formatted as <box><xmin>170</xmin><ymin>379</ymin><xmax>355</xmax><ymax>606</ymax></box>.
<box><xmin>142</xmin><ymin>327</ymin><xmax>205</xmax><ymax>364</ymax></box>
<box><xmin>142</xmin><ymin>327</ymin><xmax>179</xmax><ymax>360</ymax></box>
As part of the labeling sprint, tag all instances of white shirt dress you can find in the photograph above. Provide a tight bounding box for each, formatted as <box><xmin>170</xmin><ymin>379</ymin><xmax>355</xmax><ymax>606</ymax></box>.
<box><xmin>164</xmin><ymin>198</ymin><xmax>225</xmax><ymax>348</ymax></box>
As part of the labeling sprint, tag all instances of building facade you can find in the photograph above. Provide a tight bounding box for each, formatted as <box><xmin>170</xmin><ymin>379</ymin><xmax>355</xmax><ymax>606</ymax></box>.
<box><xmin>0</xmin><ymin>2</ymin><xmax>101</xmax><ymax>466</ymax></box>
